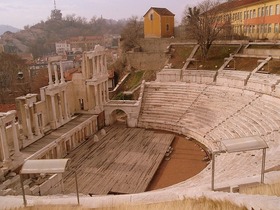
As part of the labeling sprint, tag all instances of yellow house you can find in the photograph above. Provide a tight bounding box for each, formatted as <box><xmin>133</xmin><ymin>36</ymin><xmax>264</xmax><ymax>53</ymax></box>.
<box><xmin>144</xmin><ymin>7</ymin><xmax>175</xmax><ymax>38</ymax></box>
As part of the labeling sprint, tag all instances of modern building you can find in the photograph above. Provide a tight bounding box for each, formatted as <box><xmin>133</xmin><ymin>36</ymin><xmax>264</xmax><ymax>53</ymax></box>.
<box><xmin>220</xmin><ymin>0</ymin><xmax>280</xmax><ymax>40</ymax></box>
<box><xmin>143</xmin><ymin>7</ymin><xmax>175</xmax><ymax>38</ymax></box>
<box><xmin>55</xmin><ymin>41</ymin><xmax>71</xmax><ymax>55</ymax></box>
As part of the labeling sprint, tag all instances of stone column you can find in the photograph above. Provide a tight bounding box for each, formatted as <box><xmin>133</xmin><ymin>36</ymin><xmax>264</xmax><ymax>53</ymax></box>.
<box><xmin>98</xmin><ymin>84</ymin><xmax>103</xmax><ymax>107</ymax></box>
<box><xmin>105</xmin><ymin>81</ymin><xmax>109</xmax><ymax>102</ymax></box>
<box><xmin>104</xmin><ymin>54</ymin><xmax>107</xmax><ymax>72</ymax></box>
<box><xmin>54</xmin><ymin>64</ymin><xmax>59</xmax><ymax>85</ymax></box>
<box><xmin>94</xmin><ymin>85</ymin><xmax>99</xmax><ymax>108</ymax></box>
<box><xmin>0</xmin><ymin>120</ymin><xmax>10</xmax><ymax>162</ymax></box>
<box><xmin>11</xmin><ymin>119</ymin><xmax>20</xmax><ymax>154</ymax></box>
<box><xmin>58</xmin><ymin>94</ymin><xmax>63</xmax><ymax>123</ymax></box>
<box><xmin>102</xmin><ymin>55</ymin><xmax>106</xmax><ymax>73</ymax></box>
<box><xmin>63</xmin><ymin>91</ymin><xmax>70</xmax><ymax>121</ymax></box>
<box><xmin>60</xmin><ymin>61</ymin><xmax>65</xmax><ymax>84</ymax></box>
<box><xmin>92</xmin><ymin>57</ymin><xmax>96</xmax><ymax>77</ymax></box>
<box><xmin>102</xmin><ymin>82</ymin><xmax>106</xmax><ymax>103</ymax></box>
<box><xmin>91</xmin><ymin>58</ymin><xmax>95</xmax><ymax>78</ymax></box>
<box><xmin>33</xmin><ymin>113</ymin><xmax>40</xmax><ymax>136</ymax></box>
<box><xmin>97</xmin><ymin>56</ymin><xmax>100</xmax><ymax>73</ymax></box>
<box><xmin>48</xmin><ymin>63</ymin><xmax>53</xmax><ymax>86</ymax></box>
<box><xmin>25</xmin><ymin>105</ymin><xmax>33</xmax><ymax>140</ymax></box>
<box><xmin>51</xmin><ymin>95</ymin><xmax>57</xmax><ymax>128</ymax></box>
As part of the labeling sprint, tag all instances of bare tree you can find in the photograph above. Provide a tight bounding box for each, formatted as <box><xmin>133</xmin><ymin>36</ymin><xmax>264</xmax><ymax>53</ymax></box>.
<box><xmin>120</xmin><ymin>16</ymin><xmax>144</xmax><ymax>52</ymax></box>
<box><xmin>182</xmin><ymin>0</ymin><xmax>228</xmax><ymax>60</ymax></box>
<box><xmin>0</xmin><ymin>53</ymin><xmax>29</xmax><ymax>103</ymax></box>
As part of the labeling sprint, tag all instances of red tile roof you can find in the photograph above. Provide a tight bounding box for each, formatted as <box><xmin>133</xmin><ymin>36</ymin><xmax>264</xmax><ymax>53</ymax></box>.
<box><xmin>219</xmin><ymin>0</ymin><xmax>265</xmax><ymax>11</ymax></box>
<box><xmin>0</xmin><ymin>104</ymin><xmax>16</xmax><ymax>112</ymax></box>
<box><xmin>144</xmin><ymin>7</ymin><xmax>175</xmax><ymax>17</ymax></box>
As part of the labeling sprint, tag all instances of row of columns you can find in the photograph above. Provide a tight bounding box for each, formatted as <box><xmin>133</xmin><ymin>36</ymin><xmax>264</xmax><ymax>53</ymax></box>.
<box><xmin>93</xmin><ymin>81</ymin><xmax>109</xmax><ymax>109</ymax></box>
<box><xmin>37</xmin><ymin>119</ymin><xmax>97</xmax><ymax>160</ymax></box>
<box><xmin>48</xmin><ymin>61</ymin><xmax>66</xmax><ymax>86</ymax></box>
<box><xmin>22</xmin><ymin>103</ymin><xmax>44</xmax><ymax>141</ymax></box>
<box><xmin>90</xmin><ymin>54</ymin><xmax>107</xmax><ymax>78</ymax></box>
<box><xmin>0</xmin><ymin>111</ymin><xmax>19</xmax><ymax>162</ymax></box>
<box><xmin>49</xmin><ymin>90</ymin><xmax>70</xmax><ymax>129</ymax></box>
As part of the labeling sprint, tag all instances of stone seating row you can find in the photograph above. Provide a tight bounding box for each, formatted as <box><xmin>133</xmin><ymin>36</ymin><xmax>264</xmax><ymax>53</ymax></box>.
<box><xmin>156</xmin><ymin>69</ymin><xmax>181</xmax><ymax>82</ymax></box>
<box><xmin>139</xmin><ymin>82</ymin><xmax>280</xmax><ymax>155</ymax></box>
<box><xmin>205</xmin><ymin>94</ymin><xmax>280</xmax><ymax>145</ymax></box>
<box><xmin>137</xmin><ymin>80</ymin><xmax>280</xmax><ymax>209</ymax></box>
<box><xmin>216</xmin><ymin>70</ymin><xmax>251</xmax><ymax>88</ymax></box>
<box><xmin>139</xmin><ymin>83</ymin><xmax>261</xmax><ymax>140</ymax></box>
<box><xmin>182</xmin><ymin>70</ymin><xmax>217</xmax><ymax>84</ymax></box>
<box><xmin>177</xmin><ymin>87</ymin><xmax>258</xmax><ymax>136</ymax></box>
<box><xmin>246</xmin><ymin>73</ymin><xmax>280</xmax><ymax>94</ymax></box>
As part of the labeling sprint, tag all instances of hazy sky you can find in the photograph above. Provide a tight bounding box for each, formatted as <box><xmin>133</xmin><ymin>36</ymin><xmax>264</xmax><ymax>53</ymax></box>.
<box><xmin>0</xmin><ymin>0</ymin><xmax>200</xmax><ymax>29</ymax></box>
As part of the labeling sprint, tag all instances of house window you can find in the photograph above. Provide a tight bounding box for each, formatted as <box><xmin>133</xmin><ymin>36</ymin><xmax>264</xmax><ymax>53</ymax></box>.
<box><xmin>265</xmin><ymin>6</ymin><xmax>269</xmax><ymax>16</ymax></box>
<box><xmin>260</xmin><ymin>24</ymin><xmax>263</xmax><ymax>33</ymax></box>
<box><xmin>166</xmin><ymin>24</ymin><xmax>170</xmax><ymax>31</ymax></box>
<box><xmin>150</xmin><ymin>13</ymin><xmax>153</xmax><ymax>21</ymax></box>
<box><xmin>276</xmin><ymin>4</ymin><xmax>280</xmax><ymax>15</ymax></box>
<box><xmin>253</xmin><ymin>9</ymin><xmax>256</xmax><ymax>18</ymax></box>
<box><xmin>264</xmin><ymin>24</ymin><xmax>268</xmax><ymax>33</ymax></box>
<box><xmin>268</xmin><ymin>24</ymin><xmax>272</xmax><ymax>33</ymax></box>
<box><xmin>261</xmin><ymin>7</ymin><xmax>265</xmax><ymax>16</ymax></box>
<box><xmin>275</xmin><ymin>23</ymin><xmax>279</xmax><ymax>33</ymax></box>
<box><xmin>269</xmin><ymin>5</ymin><xmax>273</xmax><ymax>15</ymax></box>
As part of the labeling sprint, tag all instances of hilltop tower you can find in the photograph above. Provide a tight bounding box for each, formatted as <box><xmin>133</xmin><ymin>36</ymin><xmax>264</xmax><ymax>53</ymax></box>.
<box><xmin>50</xmin><ymin>0</ymin><xmax>62</xmax><ymax>20</ymax></box>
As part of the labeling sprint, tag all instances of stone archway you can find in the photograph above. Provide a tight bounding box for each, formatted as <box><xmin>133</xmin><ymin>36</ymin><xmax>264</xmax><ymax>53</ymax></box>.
<box><xmin>104</xmin><ymin>101</ymin><xmax>141</xmax><ymax>127</ymax></box>
<box><xmin>110</xmin><ymin>109</ymin><xmax>128</xmax><ymax>125</ymax></box>
<box><xmin>106</xmin><ymin>108</ymin><xmax>129</xmax><ymax>126</ymax></box>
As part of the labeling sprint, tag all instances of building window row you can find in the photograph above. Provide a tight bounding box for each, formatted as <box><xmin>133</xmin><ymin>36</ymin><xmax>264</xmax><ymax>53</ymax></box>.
<box><xmin>242</xmin><ymin>4</ymin><xmax>280</xmax><ymax>20</ymax></box>
<box><xmin>232</xmin><ymin>12</ymin><xmax>243</xmax><ymax>21</ymax></box>
<box><xmin>240</xmin><ymin>23</ymin><xmax>280</xmax><ymax>34</ymax></box>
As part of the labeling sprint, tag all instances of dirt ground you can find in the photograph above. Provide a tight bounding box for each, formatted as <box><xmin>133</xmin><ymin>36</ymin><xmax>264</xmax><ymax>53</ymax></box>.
<box><xmin>147</xmin><ymin>136</ymin><xmax>209</xmax><ymax>191</ymax></box>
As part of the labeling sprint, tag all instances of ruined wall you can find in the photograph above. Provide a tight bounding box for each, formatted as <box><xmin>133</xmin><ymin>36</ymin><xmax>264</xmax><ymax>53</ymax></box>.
<box><xmin>125</xmin><ymin>38</ymin><xmax>188</xmax><ymax>71</ymax></box>
<box><xmin>126</xmin><ymin>52</ymin><xmax>167</xmax><ymax>71</ymax></box>
<box><xmin>138</xmin><ymin>38</ymin><xmax>174</xmax><ymax>52</ymax></box>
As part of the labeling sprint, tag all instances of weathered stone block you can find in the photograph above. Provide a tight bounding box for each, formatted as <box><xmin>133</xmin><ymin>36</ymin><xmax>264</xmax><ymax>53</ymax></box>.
<box><xmin>30</xmin><ymin>185</ymin><xmax>40</xmax><ymax>196</ymax></box>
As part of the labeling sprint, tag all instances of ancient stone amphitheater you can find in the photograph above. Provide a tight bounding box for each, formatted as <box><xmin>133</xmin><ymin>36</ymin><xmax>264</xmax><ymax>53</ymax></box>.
<box><xmin>1</xmin><ymin>42</ymin><xmax>280</xmax><ymax>209</ymax></box>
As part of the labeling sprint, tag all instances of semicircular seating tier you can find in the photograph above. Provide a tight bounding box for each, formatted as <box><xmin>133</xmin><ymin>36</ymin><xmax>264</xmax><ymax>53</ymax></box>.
<box><xmin>137</xmin><ymin>80</ymin><xmax>280</xmax><ymax>191</ymax></box>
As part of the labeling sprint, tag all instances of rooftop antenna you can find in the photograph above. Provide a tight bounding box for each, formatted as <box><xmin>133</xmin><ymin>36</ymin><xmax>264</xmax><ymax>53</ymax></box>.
<box><xmin>54</xmin><ymin>0</ymin><xmax>56</xmax><ymax>10</ymax></box>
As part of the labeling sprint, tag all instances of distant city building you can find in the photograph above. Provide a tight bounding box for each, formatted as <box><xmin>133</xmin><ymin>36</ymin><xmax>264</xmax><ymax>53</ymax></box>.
<box><xmin>143</xmin><ymin>7</ymin><xmax>175</xmax><ymax>38</ymax></box>
<box><xmin>55</xmin><ymin>41</ymin><xmax>71</xmax><ymax>55</ymax></box>
<box><xmin>216</xmin><ymin>0</ymin><xmax>280</xmax><ymax>40</ymax></box>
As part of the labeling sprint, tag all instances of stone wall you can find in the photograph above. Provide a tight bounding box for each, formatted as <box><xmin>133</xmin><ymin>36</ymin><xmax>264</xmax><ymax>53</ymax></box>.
<box><xmin>126</xmin><ymin>52</ymin><xmax>167</xmax><ymax>71</ymax></box>
<box><xmin>138</xmin><ymin>38</ymin><xmax>174</xmax><ymax>52</ymax></box>
<box><xmin>244</xmin><ymin>48</ymin><xmax>280</xmax><ymax>58</ymax></box>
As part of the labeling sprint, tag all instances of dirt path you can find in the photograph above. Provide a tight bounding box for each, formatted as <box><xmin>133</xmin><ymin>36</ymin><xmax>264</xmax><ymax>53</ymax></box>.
<box><xmin>147</xmin><ymin>136</ymin><xmax>209</xmax><ymax>190</ymax></box>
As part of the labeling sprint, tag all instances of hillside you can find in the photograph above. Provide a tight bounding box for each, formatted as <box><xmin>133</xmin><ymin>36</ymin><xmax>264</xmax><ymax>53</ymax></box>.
<box><xmin>0</xmin><ymin>17</ymin><xmax>126</xmax><ymax>57</ymax></box>
<box><xmin>0</xmin><ymin>25</ymin><xmax>19</xmax><ymax>35</ymax></box>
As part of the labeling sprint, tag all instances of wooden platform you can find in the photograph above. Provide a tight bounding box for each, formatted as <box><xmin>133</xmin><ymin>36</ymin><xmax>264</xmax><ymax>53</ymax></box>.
<box><xmin>63</xmin><ymin>124</ymin><xmax>175</xmax><ymax>195</ymax></box>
